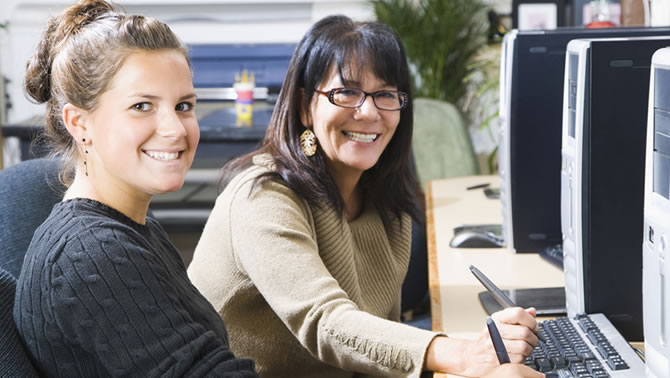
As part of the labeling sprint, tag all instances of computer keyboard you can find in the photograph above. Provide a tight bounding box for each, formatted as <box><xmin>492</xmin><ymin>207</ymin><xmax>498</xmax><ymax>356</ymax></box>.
<box><xmin>539</xmin><ymin>243</ymin><xmax>564</xmax><ymax>270</ymax></box>
<box><xmin>526</xmin><ymin>313</ymin><xmax>644</xmax><ymax>377</ymax></box>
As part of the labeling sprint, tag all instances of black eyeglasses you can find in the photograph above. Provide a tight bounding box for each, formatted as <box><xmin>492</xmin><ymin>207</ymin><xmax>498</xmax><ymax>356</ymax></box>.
<box><xmin>315</xmin><ymin>88</ymin><xmax>408</xmax><ymax>111</ymax></box>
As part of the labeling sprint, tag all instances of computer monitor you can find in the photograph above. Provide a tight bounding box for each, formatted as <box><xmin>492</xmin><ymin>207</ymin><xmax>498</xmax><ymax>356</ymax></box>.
<box><xmin>498</xmin><ymin>27</ymin><xmax>670</xmax><ymax>254</ymax></box>
<box><xmin>561</xmin><ymin>36</ymin><xmax>670</xmax><ymax>341</ymax></box>
<box><xmin>643</xmin><ymin>47</ymin><xmax>670</xmax><ymax>378</ymax></box>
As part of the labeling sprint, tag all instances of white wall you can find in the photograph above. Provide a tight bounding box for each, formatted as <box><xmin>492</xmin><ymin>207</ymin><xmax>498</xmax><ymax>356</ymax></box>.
<box><xmin>0</xmin><ymin>0</ymin><xmax>373</xmax><ymax>125</ymax></box>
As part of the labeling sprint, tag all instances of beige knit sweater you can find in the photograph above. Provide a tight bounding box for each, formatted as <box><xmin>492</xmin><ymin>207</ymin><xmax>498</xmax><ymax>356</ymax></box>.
<box><xmin>188</xmin><ymin>156</ymin><xmax>440</xmax><ymax>377</ymax></box>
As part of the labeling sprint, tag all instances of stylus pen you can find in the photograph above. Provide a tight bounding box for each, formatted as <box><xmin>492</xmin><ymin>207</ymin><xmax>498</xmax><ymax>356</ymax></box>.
<box><xmin>469</xmin><ymin>265</ymin><xmax>547</xmax><ymax>343</ymax></box>
<box><xmin>466</xmin><ymin>183</ymin><xmax>490</xmax><ymax>190</ymax></box>
<box><xmin>486</xmin><ymin>316</ymin><xmax>510</xmax><ymax>364</ymax></box>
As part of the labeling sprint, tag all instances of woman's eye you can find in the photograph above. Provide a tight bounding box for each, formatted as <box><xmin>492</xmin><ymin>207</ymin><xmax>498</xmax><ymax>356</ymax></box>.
<box><xmin>132</xmin><ymin>102</ymin><xmax>152</xmax><ymax>112</ymax></box>
<box><xmin>377</xmin><ymin>91</ymin><xmax>397</xmax><ymax>99</ymax></box>
<box><xmin>176</xmin><ymin>102</ymin><xmax>194</xmax><ymax>112</ymax></box>
<box><xmin>337</xmin><ymin>88</ymin><xmax>360</xmax><ymax>97</ymax></box>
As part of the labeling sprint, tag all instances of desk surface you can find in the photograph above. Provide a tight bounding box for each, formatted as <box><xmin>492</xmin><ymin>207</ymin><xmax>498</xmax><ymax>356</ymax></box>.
<box><xmin>426</xmin><ymin>175</ymin><xmax>565</xmax><ymax>340</ymax></box>
<box><xmin>426</xmin><ymin>175</ymin><xmax>565</xmax><ymax>377</ymax></box>
<box><xmin>425</xmin><ymin>175</ymin><xmax>647</xmax><ymax>377</ymax></box>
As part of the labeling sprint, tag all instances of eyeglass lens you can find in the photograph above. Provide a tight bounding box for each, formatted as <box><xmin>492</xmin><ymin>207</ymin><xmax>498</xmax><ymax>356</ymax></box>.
<box><xmin>332</xmin><ymin>88</ymin><xmax>405</xmax><ymax>110</ymax></box>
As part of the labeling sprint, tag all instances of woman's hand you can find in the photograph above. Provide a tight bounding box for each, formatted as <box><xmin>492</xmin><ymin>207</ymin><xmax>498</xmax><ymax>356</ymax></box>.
<box><xmin>489</xmin><ymin>307</ymin><xmax>540</xmax><ymax>363</ymax></box>
<box><xmin>424</xmin><ymin>307</ymin><xmax>540</xmax><ymax>376</ymax></box>
<box><xmin>481</xmin><ymin>363</ymin><xmax>545</xmax><ymax>378</ymax></box>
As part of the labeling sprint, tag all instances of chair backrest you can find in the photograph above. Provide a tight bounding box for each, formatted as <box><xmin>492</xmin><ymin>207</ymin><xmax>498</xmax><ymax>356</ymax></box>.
<box><xmin>0</xmin><ymin>267</ymin><xmax>39</xmax><ymax>377</ymax></box>
<box><xmin>412</xmin><ymin>98</ymin><xmax>479</xmax><ymax>189</ymax></box>
<box><xmin>0</xmin><ymin>158</ymin><xmax>65</xmax><ymax>279</ymax></box>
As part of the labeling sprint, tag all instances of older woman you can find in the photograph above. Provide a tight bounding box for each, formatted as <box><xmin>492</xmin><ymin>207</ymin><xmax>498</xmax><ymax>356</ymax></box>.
<box><xmin>188</xmin><ymin>14</ymin><xmax>541</xmax><ymax>377</ymax></box>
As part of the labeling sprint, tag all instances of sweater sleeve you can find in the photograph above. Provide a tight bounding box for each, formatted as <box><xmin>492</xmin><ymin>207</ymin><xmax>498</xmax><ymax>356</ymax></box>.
<box><xmin>227</xmin><ymin>179</ymin><xmax>440</xmax><ymax>377</ymax></box>
<box><xmin>47</xmin><ymin>226</ymin><xmax>257</xmax><ymax>378</ymax></box>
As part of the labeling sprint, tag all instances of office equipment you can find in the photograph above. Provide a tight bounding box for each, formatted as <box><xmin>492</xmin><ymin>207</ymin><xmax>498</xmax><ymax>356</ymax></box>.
<box><xmin>498</xmin><ymin>26</ymin><xmax>670</xmax><ymax>254</ymax></box>
<box><xmin>486</xmin><ymin>316</ymin><xmax>511</xmax><ymax>364</ymax></box>
<box><xmin>466</xmin><ymin>183</ymin><xmax>490</xmax><ymax>190</ymax></box>
<box><xmin>424</xmin><ymin>175</ymin><xmax>566</xmax><ymax>341</ymax></box>
<box><xmin>484</xmin><ymin>187</ymin><xmax>500</xmax><ymax>199</ymax></box>
<box><xmin>189</xmin><ymin>43</ymin><xmax>295</xmax><ymax>102</ymax></box>
<box><xmin>470</xmin><ymin>265</ymin><xmax>516</xmax><ymax>308</ymax></box>
<box><xmin>424</xmin><ymin>175</ymin><xmax>647</xmax><ymax>378</ymax></box>
<box><xmin>470</xmin><ymin>265</ymin><xmax>551</xmax><ymax>342</ymax></box>
<box><xmin>450</xmin><ymin>230</ymin><xmax>504</xmax><ymax>248</ymax></box>
<box><xmin>527</xmin><ymin>313</ymin><xmax>644</xmax><ymax>377</ymax></box>
<box><xmin>471</xmin><ymin>265</ymin><xmax>643</xmax><ymax>376</ymax></box>
<box><xmin>478</xmin><ymin>287</ymin><xmax>566</xmax><ymax>316</ymax></box>
<box><xmin>561</xmin><ymin>36</ymin><xmax>670</xmax><ymax>341</ymax></box>
<box><xmin>642</xmin><ymin>47</ymin><xmax>670</xmax><ymax>378</ymax></box>
<box><xmin>539</xmin><ymin>244</ymin><xmax>564</xmax><ymax>269</ymax></box>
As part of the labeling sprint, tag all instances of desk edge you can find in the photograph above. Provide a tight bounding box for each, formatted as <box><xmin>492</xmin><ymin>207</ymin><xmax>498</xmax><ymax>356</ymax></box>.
<box><xmin>426</xmin><ymin>180</ymin><xmax>443</xmax><ymax>332</ymax></box>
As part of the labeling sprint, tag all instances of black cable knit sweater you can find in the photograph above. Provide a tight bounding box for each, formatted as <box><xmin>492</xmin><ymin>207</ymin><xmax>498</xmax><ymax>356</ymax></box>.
<box><xmin>14</xmin><ymin>198</ymin><xmax>257</xmax><ymax>377</ymax></box>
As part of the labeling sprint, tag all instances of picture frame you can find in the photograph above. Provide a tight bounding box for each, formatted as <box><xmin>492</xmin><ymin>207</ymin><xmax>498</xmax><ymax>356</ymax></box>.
<box><xmin>513</xmin><ymin>0</ymin><xmax>568</xmax><ymax>30</ymax></box>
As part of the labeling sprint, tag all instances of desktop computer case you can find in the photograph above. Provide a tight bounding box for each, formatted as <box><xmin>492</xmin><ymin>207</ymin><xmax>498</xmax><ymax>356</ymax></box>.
<box><xmin>561</xmin><ymin>37</ymin><xmax>670</xmax><ymax>341</ymax></box>
<box><xmin>498</xmin><ymin>27</ymin><xmax>670</xmax><ymax>253</ymax></box>
<box><xmin>643</xmin><ymin>48</ymin><xmax>670</xmax><ymax>378</ymax></box>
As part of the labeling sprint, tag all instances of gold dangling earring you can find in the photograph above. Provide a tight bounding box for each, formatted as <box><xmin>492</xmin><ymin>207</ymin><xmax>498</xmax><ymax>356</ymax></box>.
<box><xmin>300</xmin><ymin>128</ymin><xmax>317</xmax><ymax>157</ymax></box>
<box><xmin>82</xmin><ymin>138</ymin><xmax>89</xmax><ymax>177</ymax></box>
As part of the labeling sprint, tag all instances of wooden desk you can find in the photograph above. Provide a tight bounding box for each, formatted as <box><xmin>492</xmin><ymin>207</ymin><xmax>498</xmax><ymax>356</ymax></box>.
<box><xmin>426</xmin><ymin>175</ymin><xmax>565</xmax><ymax>338</ymax></box>
<box><xmin>426</xmin><ymin>175</ymin><xmax>565</xmax><ymax>377</ymax></box>
<box><xmin>426</xmin><ymin>175</ymin><xmax>644</xmax><ymax>377</ymax></box>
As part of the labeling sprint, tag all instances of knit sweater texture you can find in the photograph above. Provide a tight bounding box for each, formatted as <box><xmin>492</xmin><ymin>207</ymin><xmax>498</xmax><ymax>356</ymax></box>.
<box><xmin>188</xmin><ymin>156</ymin><xmax>440</xmax><ymax>377</ymax></box>
<box><xmin>14</xmin><ymin>198</ymin><xmax>258</xmax><ymax>377</ymax></box>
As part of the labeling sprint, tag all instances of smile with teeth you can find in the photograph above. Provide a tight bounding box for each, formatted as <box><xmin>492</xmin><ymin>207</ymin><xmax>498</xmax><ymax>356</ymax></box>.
<box><xmin>343</xmin><ymin>131</ymin><xmax>378</xmax><ymax>143</ymax></box>
<box><xmin>144</xmin><ymin>150</ymin><xmax>181</xmax><ymax>161</ymax></box>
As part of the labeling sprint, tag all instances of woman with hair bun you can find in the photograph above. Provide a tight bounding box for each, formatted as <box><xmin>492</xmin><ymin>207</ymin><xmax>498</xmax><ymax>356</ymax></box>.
<box><xmin>14</xmin><ymin>1</ymin><xmax>257</xmax><ymax>376</ymax></box>
<box><xmin>188</xmin><ymin>14</ymin><xmax>543</xmax><ymax>377</ymax></box>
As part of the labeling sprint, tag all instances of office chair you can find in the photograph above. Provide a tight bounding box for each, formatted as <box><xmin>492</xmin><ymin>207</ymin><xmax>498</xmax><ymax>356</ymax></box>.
<box><xmin>402</xmin><ymin>99</ymin><xmax>479</xmax><ymax>329</ymax></box>
<box><xmin>0</xmin><ymin>266</ymin><xmax>40</xmax><ymax>377</ymax></box>
<box><xmin>0</xmin><ymin>158</ymin><xmax>65</xmax><ymax>279</ymax></box>
<box><xmin>412</xmin><ymin>98</ymin><xmax>479</xmax><ymax>189</ymax></box>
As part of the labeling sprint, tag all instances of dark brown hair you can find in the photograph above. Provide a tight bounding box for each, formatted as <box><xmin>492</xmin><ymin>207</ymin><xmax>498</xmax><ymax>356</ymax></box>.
<box><xmin>224</xmin><ymin>14</ymin><xmax>420</xmax><ymax>224</ymax></box>
<box><xmin>24</xmin><ymin>0</ymin><xmax>190</xmax><ymax>184</ymax></box>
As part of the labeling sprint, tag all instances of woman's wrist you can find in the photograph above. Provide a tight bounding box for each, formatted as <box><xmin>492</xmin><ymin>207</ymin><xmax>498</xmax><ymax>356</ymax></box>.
<box><xmin>424</xmin><ymin>335</ymin><xmax>469</xmax><ymax>374</ymax></box>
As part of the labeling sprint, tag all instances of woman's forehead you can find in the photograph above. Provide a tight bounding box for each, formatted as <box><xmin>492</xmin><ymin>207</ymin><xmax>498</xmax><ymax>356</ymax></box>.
<box><xmin>322</xmin><ymin>61</ymin><xmax>393</xmax><ymax>88</ymax></box>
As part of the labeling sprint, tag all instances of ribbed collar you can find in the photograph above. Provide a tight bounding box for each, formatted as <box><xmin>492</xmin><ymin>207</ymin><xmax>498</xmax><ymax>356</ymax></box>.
<box><xmin>57</xmin><ymin>198</ymin><xmax>151</xmax><ymax>235</ymax></box>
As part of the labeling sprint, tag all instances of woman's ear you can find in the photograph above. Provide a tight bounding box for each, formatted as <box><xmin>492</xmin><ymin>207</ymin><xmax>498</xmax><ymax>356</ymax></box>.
<box><xmin>62</xmin><ymin>103</ymin><xmax>89</xmax><ymax>142</ymax></box>
<box><xmin>299</xmin><ymin>89</ymin><xmax>312</xmax><ymax>128</ymax></box>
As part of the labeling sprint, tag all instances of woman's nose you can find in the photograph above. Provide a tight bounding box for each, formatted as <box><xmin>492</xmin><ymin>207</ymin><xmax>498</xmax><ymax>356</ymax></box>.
<box><xmin>157</xmin><ymin>110</ymin><xmax>188</xmax><ymax>139</ymax></box>
<box><xmin>354</xmin><ymin>95</ymin><xmax>381</xmax><ymax>121</ymax></box>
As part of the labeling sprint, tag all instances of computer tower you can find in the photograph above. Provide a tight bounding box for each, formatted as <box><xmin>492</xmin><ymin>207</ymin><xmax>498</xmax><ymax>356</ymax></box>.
<box><xmin>643</xmin><ymin>47</ymin><xmax>670</xmax><ymax>378</ymax></box>
<box><xmin>560</xmin><ymin>36</ymin><xmax>670</xmax><ymax>341</ymax></box>
<box><xmin>499</xmin><ymin>27</ymin><xmax>670</xmax><ymax>253</ymax></box>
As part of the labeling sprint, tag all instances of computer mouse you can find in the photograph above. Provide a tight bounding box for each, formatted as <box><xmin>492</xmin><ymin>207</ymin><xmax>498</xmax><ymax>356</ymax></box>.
<box><xmin>449</xmin><ymin>230</ymin><xmax>504</xmax><ymax>249</ymax></box>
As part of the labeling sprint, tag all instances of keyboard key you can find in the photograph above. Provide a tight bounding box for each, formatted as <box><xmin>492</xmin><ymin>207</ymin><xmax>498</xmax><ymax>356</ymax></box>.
<box><xmin>579</xmin><ymin>350</ymin><xmax>597</xmax><ymax>361</ymax></box>
<box><xmin>535</xmin><ymin>357</ymin><xmax>552</xmax><ymax>372</ymax></box>
<box><xmin>527</xmin><ymin>314</ymin><xmax>635</xmax><ymax>377</ymax></box>
<box><xmin>606</xmin><ymin>355</ymin><xmax>629</xmax><ymax>370</ymax></box>
<box><xmin>550</xmin><ymin>356</ymin><xmax>567</xmax><ymax>369</ymax></box>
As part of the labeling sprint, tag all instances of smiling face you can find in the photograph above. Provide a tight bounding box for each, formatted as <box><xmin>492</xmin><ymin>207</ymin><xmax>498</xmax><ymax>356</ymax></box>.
<box><xmin>305</xmin><ymin>67</ymin><xmax>401</xmax><ymax>184</ymax></box>
<box><xmin>85</xmin><ymin>49</ymin><xmax>198</xmax><ymax>200</ymax></box>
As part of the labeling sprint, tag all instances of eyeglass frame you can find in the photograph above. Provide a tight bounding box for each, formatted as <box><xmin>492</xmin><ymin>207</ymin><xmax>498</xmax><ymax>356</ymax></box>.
<box><xmin>314</xmin><ymin>87</ymin><xmax>408</xmax><ymax>111</ymax></box>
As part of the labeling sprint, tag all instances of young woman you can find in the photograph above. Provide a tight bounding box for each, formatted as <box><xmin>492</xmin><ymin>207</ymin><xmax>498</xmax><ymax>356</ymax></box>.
<box><xmin>188</xmin><ymin>15</ymin><xmax>542</xmax><ymax>377</ymax></box>
<box><xmin>14</xmin><ymin>1</ymin><xmax>257</xmax><ymax>376</ymax></box>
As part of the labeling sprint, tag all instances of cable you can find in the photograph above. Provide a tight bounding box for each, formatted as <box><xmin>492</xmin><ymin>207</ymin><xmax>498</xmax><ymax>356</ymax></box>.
<box><xmin>630</xmin><ymin>344</ymin><xmax>645</xmax><ymax>361</ymax></box>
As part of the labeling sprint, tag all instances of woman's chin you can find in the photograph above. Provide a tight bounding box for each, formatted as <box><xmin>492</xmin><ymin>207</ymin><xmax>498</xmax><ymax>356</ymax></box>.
<box><xmin>150</xmin><ymin>180</ymin><xmax>186</xmax><ymax>195</ymax></box>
